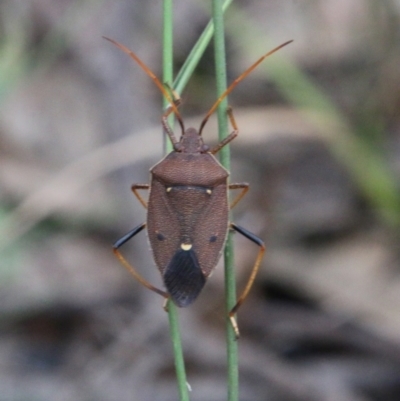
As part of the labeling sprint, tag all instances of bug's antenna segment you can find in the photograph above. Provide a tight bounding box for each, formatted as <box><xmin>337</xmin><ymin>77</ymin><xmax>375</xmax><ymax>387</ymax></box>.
<box><xmin>198</xmin><ymin>40</ymin><xmax>293</xmax><ymax>135</ymax></box>
<box><xmin>103</xmin><ymin>36</ymin><xmax>185</xmax><ymax>133</ymax></box>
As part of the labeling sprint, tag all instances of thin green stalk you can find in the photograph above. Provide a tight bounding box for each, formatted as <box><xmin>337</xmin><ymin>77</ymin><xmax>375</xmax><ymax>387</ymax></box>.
<box><xmin>211</xmin><ymin>1</ymin><xmax>239</xmax><ymax>401</ymax></box>
<box><xmin>163</xmin><ymin>0</ymin><xmax>175</xmax><ymax>154</ymax></box>
<box><xmin>173</xmin><ymin>0</ymin><xmax>233</xmax><ymax>94</ymax></box>
<box><xmin>162</xmin><ymin>2</ymin><xmax>190</xmax><ymax>400</ymax></box>
<box><xmin>223</xmin><ymin>233</ymin><xmax>239</xmax><ymax>400</ymax></box>
<box><xmin>167</xmin><ymin>301</ymin><xmax>190</xmax><ymax>401</ymax></box>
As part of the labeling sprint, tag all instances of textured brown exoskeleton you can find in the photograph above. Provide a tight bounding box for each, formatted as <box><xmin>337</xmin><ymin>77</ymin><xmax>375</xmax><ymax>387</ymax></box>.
<box><xmin>105</xmin><ymin>37</ymin><xmax>292</xmax><ymax>336</ymax></box>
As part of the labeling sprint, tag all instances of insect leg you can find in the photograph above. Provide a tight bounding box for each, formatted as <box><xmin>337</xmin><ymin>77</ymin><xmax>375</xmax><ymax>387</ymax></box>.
<box><xmin>131</xmin><ymin>184</ymin><xmax>149</xmax><ymax>209</ymax></box>
<box><xmin>162</xmin><ymin>90</ymin><xmax>184</xmax><ymax>150</ymax></box>
<box><xmin>164</xmin><ymin>83</ymin><xmax>182</xmax><ymax>108</ymax></box>
<box><xmin>229</xmin><ymin>182</ymin><xmax>249</xmax><ymax>209</ymax></box>
<box><xmin>228</xmin><ymin>223</ymin><xmax>266</xmax><ymax>338</ymax></box>
<box><xmin>113</xmin><ymin>223</ymin><xmax>169</xmax><ymax>299</ymax></box>
<box><xmin>210</xmin><ymin>106</ymin><xmax>238</xmax><ymax>154</ymax></box>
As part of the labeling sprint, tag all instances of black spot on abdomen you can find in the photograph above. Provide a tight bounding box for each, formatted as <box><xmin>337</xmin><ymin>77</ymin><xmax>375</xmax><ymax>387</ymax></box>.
<box><xmin>156</xmin><ymin>232</ymin><xmax>165</xmax><ymax>241</ymax></box>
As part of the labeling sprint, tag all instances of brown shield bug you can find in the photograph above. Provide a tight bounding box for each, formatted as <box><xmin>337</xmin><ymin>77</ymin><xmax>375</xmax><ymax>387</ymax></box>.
<box><xmin>105</xmin><ymin>37</ymin><xmax>292</xmax><ymax>336</ymax></box>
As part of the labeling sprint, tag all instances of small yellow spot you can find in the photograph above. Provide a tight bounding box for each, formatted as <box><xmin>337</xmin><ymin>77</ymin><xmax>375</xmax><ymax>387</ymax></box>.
<box><xmin>206</xmin><ymin>189</ymin><xmax>212</xmax><ymax>195</ymax></box>
<box><xmin>181</xmin><ymin>243</ymin><xmax>192</xmax><ymax>251</ymax></box>
<box><xmin>166</xmin><ymin>187</ymin><xmax>172</xmax><ymax>192</ymax></box>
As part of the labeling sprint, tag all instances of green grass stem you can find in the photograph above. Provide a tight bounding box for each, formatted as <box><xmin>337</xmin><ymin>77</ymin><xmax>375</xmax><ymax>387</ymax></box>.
<box><xmin>166</xmin><ymin>300</ymin><xmax>190</xmax><ymax>401</ymax></box>
<box><xmin>211</xmin><ymin>1</ymin><xmax>239</xmax><ymax>400</ymax></box>
<box><xmin>173</xmin><ymin>0</ymin><xmax>233</xmax><ymax>95</ymax></box>
<box><xmin>162</xmin><ymin>1</ymin><xmax>190</xmax><ymax>400</ymax></box>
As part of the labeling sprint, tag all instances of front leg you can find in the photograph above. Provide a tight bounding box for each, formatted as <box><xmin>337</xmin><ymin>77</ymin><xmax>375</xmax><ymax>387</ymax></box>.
<box><xmin>131</xmin><ymin>184</ymin><xmax>149</xmax><ymax>209</ymax></box>
<box><xmin>162</xmin><ymin>87</ymin><xmax>184</xmax><ymax>150</ymax></box>
<box><xmin>210</xmin><ymin>106</ymin><xmax>239</xmax><ymax>154</ymax></box>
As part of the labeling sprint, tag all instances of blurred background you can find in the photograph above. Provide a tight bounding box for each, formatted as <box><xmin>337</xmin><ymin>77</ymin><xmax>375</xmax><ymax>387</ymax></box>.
<box><xmin>1</xmin><ymin>0</ymin><xmax>400</xmax><ymax>400</ymax></box>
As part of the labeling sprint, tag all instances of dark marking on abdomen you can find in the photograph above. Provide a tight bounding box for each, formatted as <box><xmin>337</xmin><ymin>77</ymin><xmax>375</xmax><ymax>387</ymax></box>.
<box><xmin>163</xmin><ymin>248</ymin><xmax>205</xmax><ymax>307</ymax></box>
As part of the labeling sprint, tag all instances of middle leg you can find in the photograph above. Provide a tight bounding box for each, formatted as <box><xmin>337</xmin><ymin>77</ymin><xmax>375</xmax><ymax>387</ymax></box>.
<box><xmin>229</xmin><ymin>182</ymin><xmax>249</xmax><ymax>210</ymax></box>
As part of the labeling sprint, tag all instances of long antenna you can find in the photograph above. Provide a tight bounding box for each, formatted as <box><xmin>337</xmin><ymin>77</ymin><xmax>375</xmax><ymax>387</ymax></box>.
<box><xmin>198</xmin><ymin>40</ymin><xmax>293</xmax><ymax>135</ymax></box>
<box><xmin>103</xmin><ymin>37</ymin><xmax>185</xmax><ymax>133</ymax></box>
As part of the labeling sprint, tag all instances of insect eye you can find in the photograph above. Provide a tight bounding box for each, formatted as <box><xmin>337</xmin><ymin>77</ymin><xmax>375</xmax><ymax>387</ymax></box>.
<box><xmin>201</xmin><ymin>144</ymin><xmax>210</xmax><ymax>153</ymax></box>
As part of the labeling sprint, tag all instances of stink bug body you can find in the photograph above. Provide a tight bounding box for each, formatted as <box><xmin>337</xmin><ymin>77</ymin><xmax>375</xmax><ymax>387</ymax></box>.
<box><xmin>148</xmin><ymin>133</ymin><xmax>229</xmax><ymax>307</ymax></box>
<box><xmin>106</xmin><ymin>37</ymin><xmax>292</xmax><ymax>336</ymax></box>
